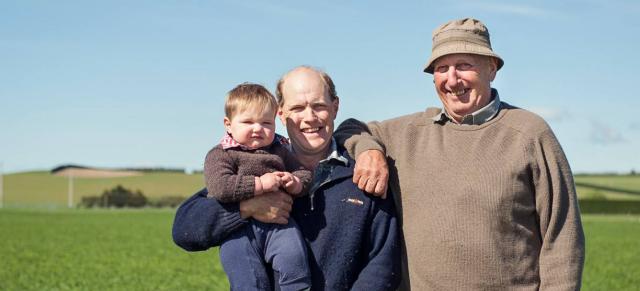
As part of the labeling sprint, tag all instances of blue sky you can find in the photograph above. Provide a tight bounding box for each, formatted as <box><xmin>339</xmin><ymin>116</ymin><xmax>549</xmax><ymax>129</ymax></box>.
<box><xmin>1</xmin><ymin>0</ymin><xmax>639</xmax><ymax>174</ymax></box>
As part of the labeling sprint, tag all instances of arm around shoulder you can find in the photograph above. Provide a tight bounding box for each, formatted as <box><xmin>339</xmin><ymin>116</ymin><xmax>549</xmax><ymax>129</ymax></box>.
<box><xmin>335</xmin><ymin>118</ymin><xmax>386</xmax><ymax>159</ymax></box>
<box><xmin>336</xmin><ymin>119</ymin><xmax>390</xmax><ymax>197</ymax></box>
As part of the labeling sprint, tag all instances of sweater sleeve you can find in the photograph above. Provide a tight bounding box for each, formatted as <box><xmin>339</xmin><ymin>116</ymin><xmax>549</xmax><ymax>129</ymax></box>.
<box><xmin>280</xmin><ymin>146</ymin><xmax>313</xmax><ymax>196</ymax></box>
<box><xmin>171</xmin><ymin>188</ymin><xmax>248</xmax><ymax>252</ymax></box>
<box><xmin>335</xmin><ymin>118</ymin><xmax>387</xmax><ymax>159</ymax></box>
<box><xmin>350</xmin><ymin>191</ymin><xmax>401</xmax><ymax>291</ymax></box>
<box><xmin>532</xmin><ymin>128</ymin><xmax>585</xmax><ymax>290</ymax></box>
<box><xmin>204</xmin><ymin>146</ymin><xmax>257</xmax><ymax>203</ymax></box>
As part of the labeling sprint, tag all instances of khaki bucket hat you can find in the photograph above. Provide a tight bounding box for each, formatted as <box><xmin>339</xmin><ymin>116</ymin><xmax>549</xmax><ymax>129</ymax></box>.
<box><xmin>424</xmin><ymin>18</ymin><xmax>504</xmax><ymax>74</ymax></box>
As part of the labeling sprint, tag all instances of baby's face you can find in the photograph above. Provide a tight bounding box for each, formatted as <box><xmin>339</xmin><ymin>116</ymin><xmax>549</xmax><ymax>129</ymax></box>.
<box><xmin>224</xmin><ymin>107</ymin><xmax>276</xmax><ymax>150</ymax></box>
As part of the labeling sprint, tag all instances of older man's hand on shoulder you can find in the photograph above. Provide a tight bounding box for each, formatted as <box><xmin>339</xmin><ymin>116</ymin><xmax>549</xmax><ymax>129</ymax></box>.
<box><xmin>353</xmin><ymin>149</ymin><xmax>389</xmax><ymax>198</ymax></box>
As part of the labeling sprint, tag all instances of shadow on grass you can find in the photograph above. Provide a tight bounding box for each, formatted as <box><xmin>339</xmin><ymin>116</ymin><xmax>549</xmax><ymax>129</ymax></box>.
<box><xmin>579</xmin><ymin>200</ymin><xmax>640</xmax><ymax>214</ymax></box>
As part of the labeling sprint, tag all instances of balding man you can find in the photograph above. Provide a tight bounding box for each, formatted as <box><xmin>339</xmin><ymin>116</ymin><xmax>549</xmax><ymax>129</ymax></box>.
<box><xmin>336</xmin><ymin>18</ymin><xmax>585</xmax><ymax>290</ymax></box>
<box><xmin>173</xmin><ymin>66</ymin><xmax>400</xmax><ymax>291</ymax></box>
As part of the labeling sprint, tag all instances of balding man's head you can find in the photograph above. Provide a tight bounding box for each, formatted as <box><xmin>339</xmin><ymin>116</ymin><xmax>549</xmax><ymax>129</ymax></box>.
<box><xmin>275</xmin><ymin>66</ymin><xmax>337</xmax><ymax>107</ymax></box>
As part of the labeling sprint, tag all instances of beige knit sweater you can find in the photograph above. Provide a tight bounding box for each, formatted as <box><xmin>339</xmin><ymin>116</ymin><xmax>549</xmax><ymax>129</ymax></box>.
<box><xmin>335</xmin><ymin>102</ymin><xmax>585</xmax><ymax>291</ymax></box>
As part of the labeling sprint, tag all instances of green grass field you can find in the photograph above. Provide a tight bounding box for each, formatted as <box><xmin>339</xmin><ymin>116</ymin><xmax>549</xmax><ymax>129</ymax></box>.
<box><xmin>0</xmin><ymin>208</ymin><xmax>229</xmax><ymax>291</ymax></box>
<box><xmin>1</xmin><ymin>172</ymin><xmax>639</xmax><ymax>289</ymax></box>
<box><xmin>1</xmin><ymin>209</ymin><xmax>638</xmax><ymax>290</ymax></box>
<box><xmin>581</xmin><ymin>214</ymin><xmax>640</xmax><ymax>290</ymax></box>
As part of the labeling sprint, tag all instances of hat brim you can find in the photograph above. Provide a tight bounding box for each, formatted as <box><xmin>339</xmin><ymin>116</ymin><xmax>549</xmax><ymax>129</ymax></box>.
<box><xmin>423</xmin><ymin>41</ymin><xmax>504</xmax><ymax>74</ymax></box>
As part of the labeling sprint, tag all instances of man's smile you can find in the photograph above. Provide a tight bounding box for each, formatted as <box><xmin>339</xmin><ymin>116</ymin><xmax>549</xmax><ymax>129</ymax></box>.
<box><xmin>446</xmin><ymin>88</ymin><xmax>469</xmax><ymax>98</ymax></box>
<box><xmin>301</xmin><ymin>127</ymin><xmax>322</xmax><ymax>134</ymax></box>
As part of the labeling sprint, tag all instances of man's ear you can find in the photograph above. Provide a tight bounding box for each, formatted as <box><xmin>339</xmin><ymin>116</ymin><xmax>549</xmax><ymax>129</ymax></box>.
<box><xmin>332</xmin><ymin>96</ymin><xmax>340</xmax><ymax>117</ymax></box>
<box><xmin>488</xmin><ymin>57</ymin><xmax>498</xmax><ymax>81</ymax></box>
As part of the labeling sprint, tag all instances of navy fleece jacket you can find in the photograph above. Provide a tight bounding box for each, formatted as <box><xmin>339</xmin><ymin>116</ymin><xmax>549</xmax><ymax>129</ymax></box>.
<box><xmin>172</xmin><ymin>148</ymin><xmax>400</xmax><ymax>291</ymax></box>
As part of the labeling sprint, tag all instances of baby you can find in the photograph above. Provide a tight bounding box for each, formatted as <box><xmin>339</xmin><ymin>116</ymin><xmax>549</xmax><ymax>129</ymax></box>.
<box><xmin>204</xmin><ymin>83</ymin><xmax>312</xmax><ymax>290</ymax></box>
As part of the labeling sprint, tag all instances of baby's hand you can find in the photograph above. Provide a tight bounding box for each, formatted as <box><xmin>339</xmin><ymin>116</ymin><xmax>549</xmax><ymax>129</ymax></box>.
<box><xmin>277</xmin><ymin>172</ymin><xmax>303</xmax><ymax>195</ymax></box>
<box><xmin>255</xmin><ymin>172</ymin><xmax>282</xmax><ymax>195</ymax></box>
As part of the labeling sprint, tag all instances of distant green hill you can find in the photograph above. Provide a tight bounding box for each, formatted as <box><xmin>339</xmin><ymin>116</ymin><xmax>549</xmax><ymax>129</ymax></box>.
<box><xmin>2</xmin><ymin>171</ymin><xmax>204</xmax><ymax>207</ymax></box>
<box><xmin>2</xmin><ymin>171</ymin><xmax>639</xmax><ymax>208</ymax></box>
<box><xmin>574</xmin><ymin>174</ymin><xmax>640</xmax><ymax>201</ymax></box>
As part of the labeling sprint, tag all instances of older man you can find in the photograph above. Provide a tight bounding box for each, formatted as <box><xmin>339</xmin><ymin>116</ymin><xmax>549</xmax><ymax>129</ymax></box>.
<box><xmin>336</xmin><ymin>18</ymin><xmax>585</xmax><ymax>290</ymax></box>
<box><xmin>172</xmin><ymin>66</ymin><xmax>400</xmax><ymax>291</ymax></box>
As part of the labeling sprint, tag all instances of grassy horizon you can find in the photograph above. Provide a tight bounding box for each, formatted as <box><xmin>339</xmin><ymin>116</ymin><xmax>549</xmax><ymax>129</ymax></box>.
<box><xmin>3</xmin><ymin>172</ymin><xmax>640</xmax><ymax>208</ymax></box>
<box><xmin>2</xmin><ymin>171</ymin><xmax>204</xmax><ymax>207</ymax></box>
<box><xmin>574</xmin><ymin>175</ymin><xmax>640</xmax><ymax>201</ymax></box>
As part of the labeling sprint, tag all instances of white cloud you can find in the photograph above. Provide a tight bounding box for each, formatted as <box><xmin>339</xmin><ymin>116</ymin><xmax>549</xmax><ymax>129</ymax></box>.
<box><xmin>528</xmin><ymin>107</ymin><xmax>570</xmax><ymax>122</ymax></box>
<box><xmin>589</xmin><ymin>119</ymin><xmax>627</xmax><ymax>144</ymax></box>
